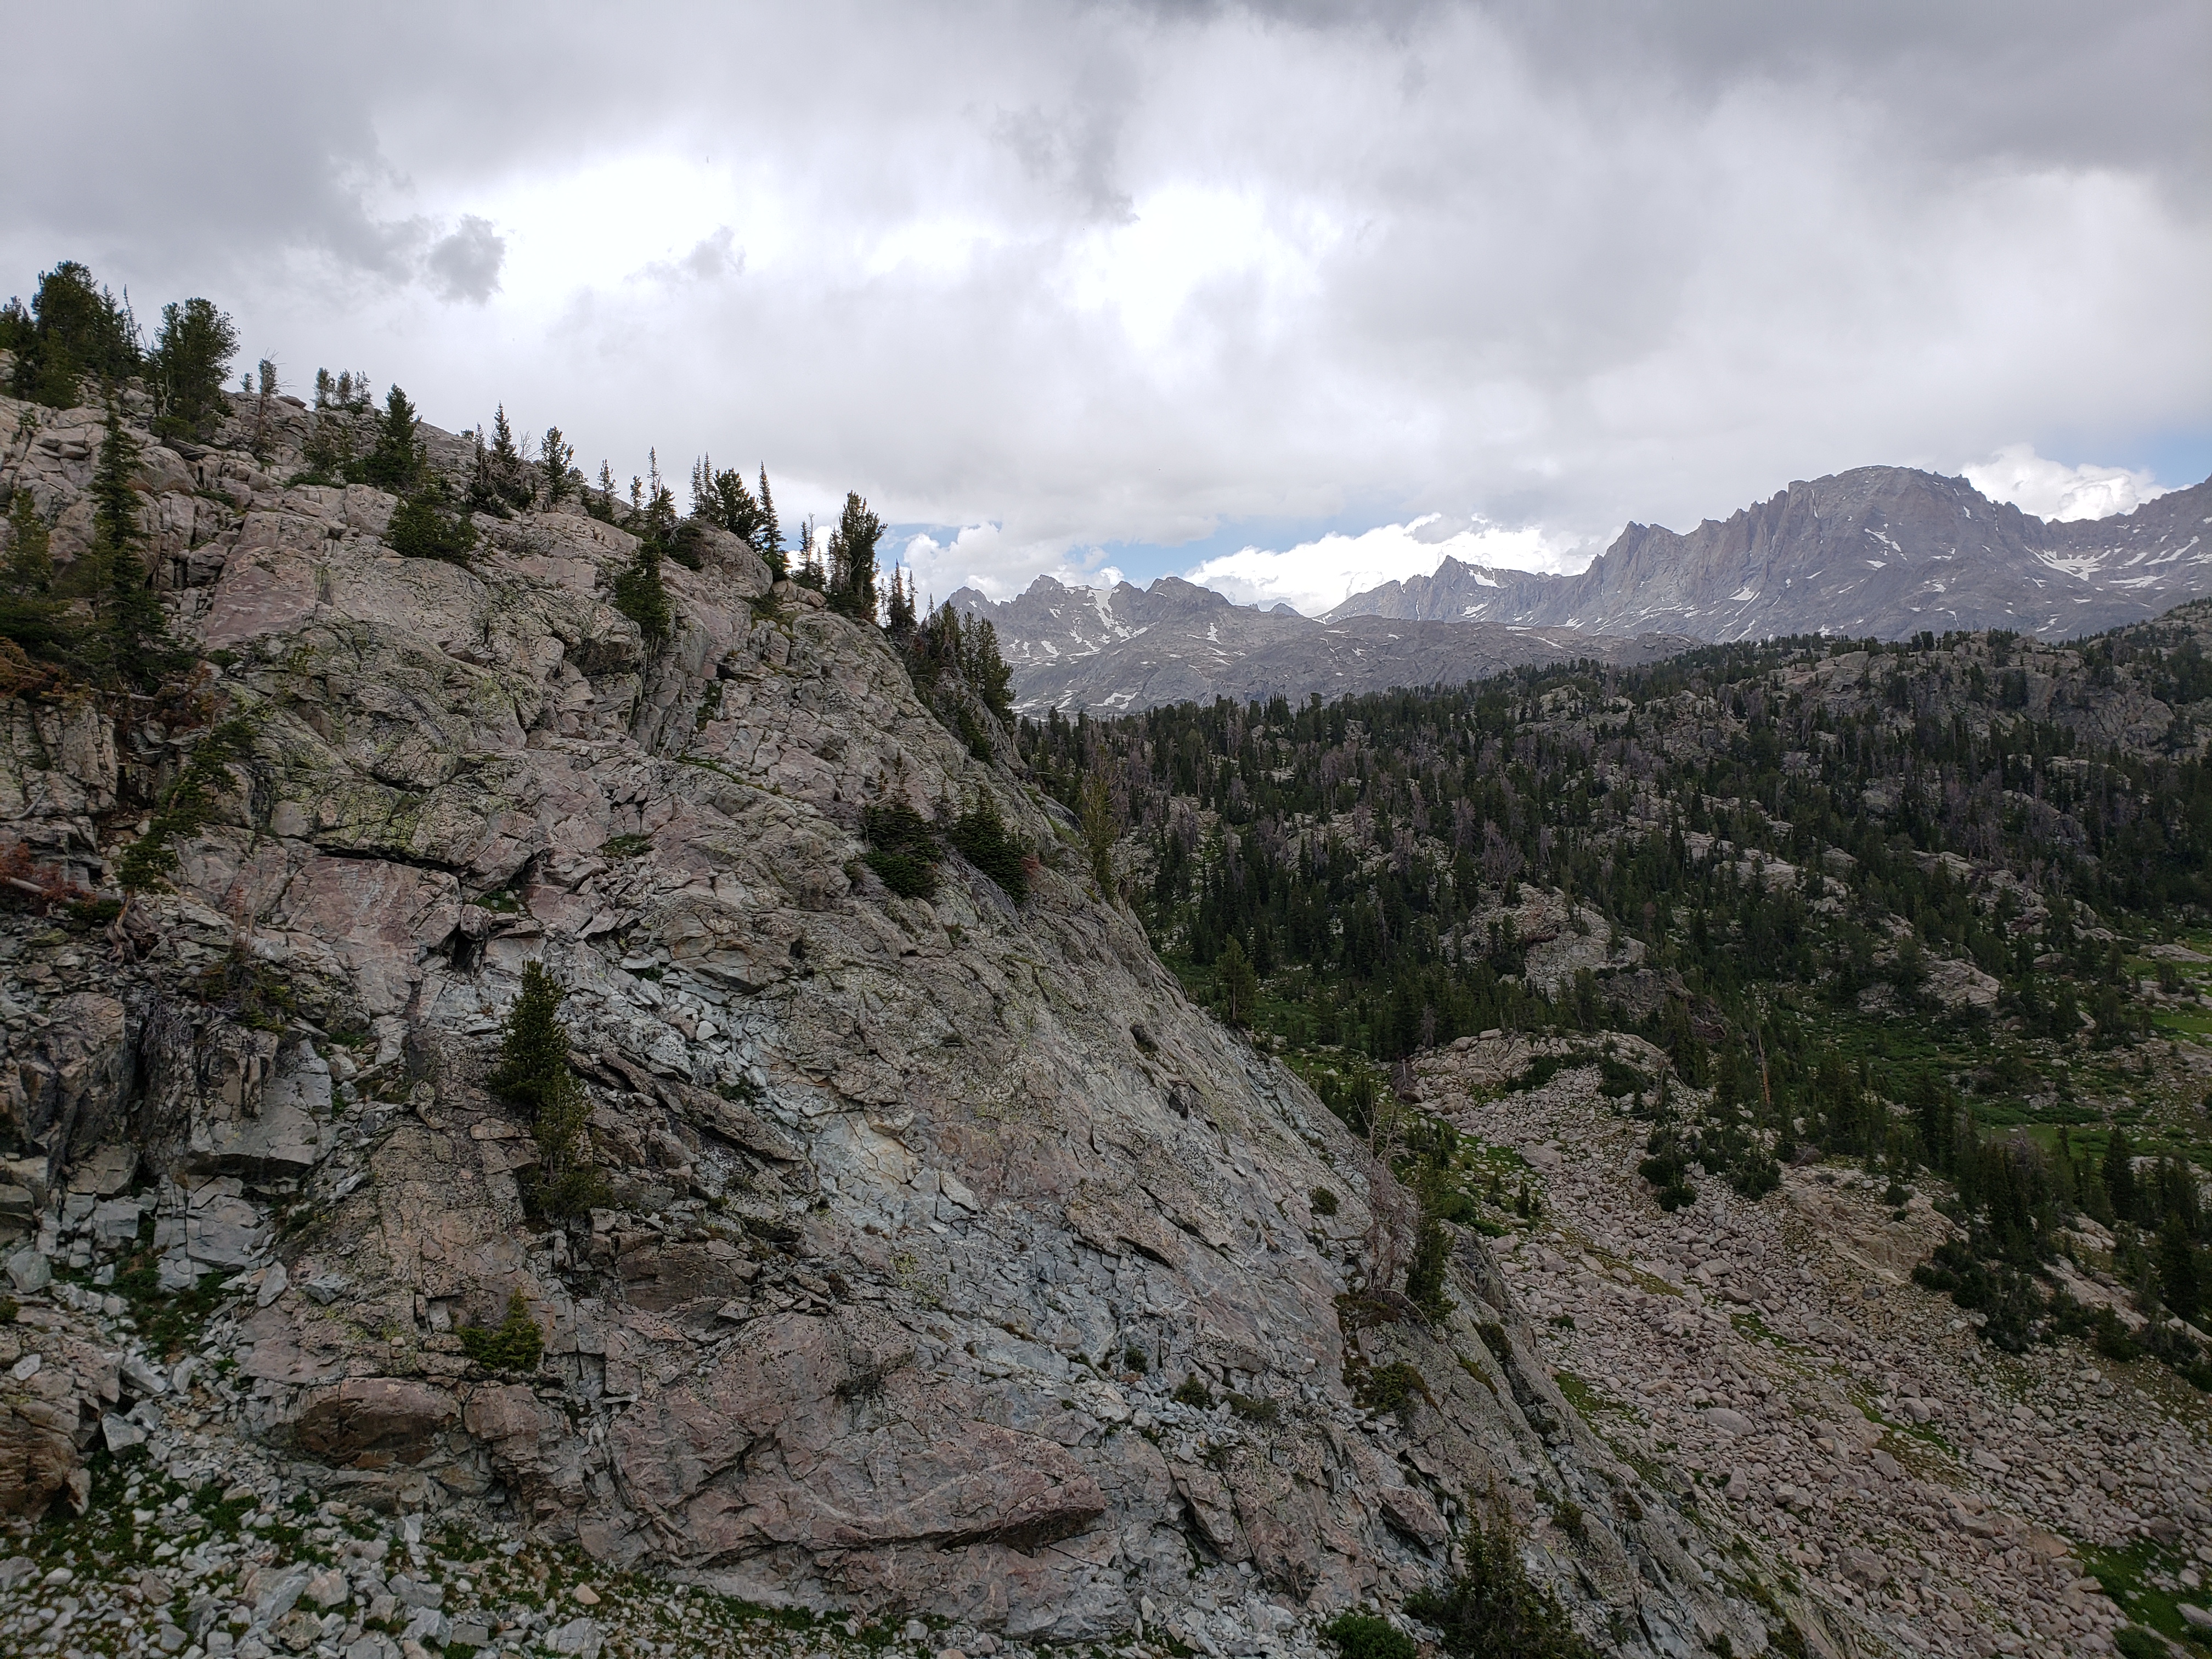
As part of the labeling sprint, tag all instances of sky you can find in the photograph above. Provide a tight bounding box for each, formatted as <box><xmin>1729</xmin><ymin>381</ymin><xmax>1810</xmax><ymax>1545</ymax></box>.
<box><xmin>3</xmin><ymin>1</ymin><xmax>2206</xmax><ymax>617</ymax></box>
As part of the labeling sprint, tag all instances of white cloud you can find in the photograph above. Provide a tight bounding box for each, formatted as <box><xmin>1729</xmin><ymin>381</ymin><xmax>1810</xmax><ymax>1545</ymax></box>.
<box><xmin>1962</xmin><ymin>443</ymin><xmax>2166</xmax><ymax>522</ymax></box>
<box><xmin>1185</xmin><ymin>517</ymin><xmax>1592</xmax><ymax>618</ymax></box>
<box><xmin>2</xmin><ymin>4</ymin><xmax>2203</xmax><ymax>583</ymax></box>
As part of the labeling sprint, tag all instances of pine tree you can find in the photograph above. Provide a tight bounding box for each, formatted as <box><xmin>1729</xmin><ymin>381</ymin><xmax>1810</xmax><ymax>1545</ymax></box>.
<box><xmin>1217</xmin><ymin>934</ymin><xmax>1259</xmax><ymax>1026</ymax></box>
<box><xmin>6</xmin><ymin>262</ymin><xmax>141</xmax><ymax>407</ymax></box>
<box><xmin>2159</xmin><ymin>1218</ymin><xmax>2201</xmax><ymax>1325</ymax></box>
<box><xmin>490</xmin><ymin>403</ymin><xmax>519</xmax><ymax>467</ymax></box>
<box><xmin>490</xmin><ymin>962</ymin><xmax>606</xmax><ymax>1218</ymax></box>
<box><xmin>81</xmin><ymin>403</ymin><xmax>172</xmax><ymax>687</ymax></box>
<box><xmin>887</xmin><ymin>565</ymin><xmax>916</xmax><ymax>637</ymax></box>
<box><xmin>755</xmin><ymin>467</ymin><xmax>786</xmax><ymax>579</ymax></box>
<box><xmin>0</xmin><ymin>488</ymin><xmax>69</xmax><ymax>664</ymax></box>
<box><xmin>541</xmin><ymin>426</ymin><xmax>573</xmax><ymax>503</ymax></box>
<box><xmin>826</xmin><ymin>490</ymin><xmax>884</xmax><ymax>622</ymax></box>
<box><xmin>2104</xmin><ymin>1127</ymin><xmax>2137</xmax><ymax>1224</ymax></box>
<box><xmin>360</xmin><ymin>384</ymin><xmax>422</xmax><ymax>490</ymax></box>
<box><xmin>146</xmin><ymin>297</ymin><xmax>237</xmax><ymax>437</ymax></box>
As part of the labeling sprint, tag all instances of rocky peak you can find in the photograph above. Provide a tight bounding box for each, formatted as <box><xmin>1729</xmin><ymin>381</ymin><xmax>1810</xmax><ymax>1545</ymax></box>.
<box><xmin>1329</xmin><ymin>462</ymin><xmax>2212</xmax><ymax>644</ymax></box>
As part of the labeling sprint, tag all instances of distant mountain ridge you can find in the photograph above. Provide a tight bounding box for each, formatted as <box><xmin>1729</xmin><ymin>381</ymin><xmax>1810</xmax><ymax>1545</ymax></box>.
<box><xmin>949</xmin><ymin>463</ymin><xmax>2211</xmax><ymax>713</ymax></box>
<box><xmin>1327</xmin><ymin>464</ymin><xmax>2212</xmax><ymax>641</ymax></box>
<box><xmin>949</xmin><ymin>574</ymin><xmax>1687</xmax><ymax>714</ymax></box>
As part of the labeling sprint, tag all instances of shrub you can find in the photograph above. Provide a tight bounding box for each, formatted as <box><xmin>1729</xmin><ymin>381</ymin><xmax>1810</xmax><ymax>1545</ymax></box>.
<box><xmin>862</xmin><ymin>800</ymin><xmax>940</xmax><ymax>899</ymax></box>
<box><xmin>458</xmin><ymin>1292</ymin><xmax>544</xmax><ymax>1373</ymax></box>
<box><xmin>949</xmin><ymin>793</ymin><xmax>1028</xmax><ymax>901</ymax></box>
<box><xmin>1355</xmin><ymin>1361</ymin><xmax>1427</xmax><ymax>1412</ymax></box>
<box><xmin>1321</xmin><ymin>1613</ymin><xmax>1415</xmax><ymax>1659</ymax></box>
<box><xmin>1404</xmin><ymin>1512</ymin><xmax>1600</xmax><ymax>1658</ymax></box>
<box><xmin>1405</xmin><ymin>1215</ymin><xmax>1455</xmax><ymax>1322</ymax></box>
<box><xmin>1311</xmin><ymin>1186</ymin><xmax>1340</xmax><ymax>1217</ymax></box>
<box><xmin>1172</xmin><ymin>1375</ymin><xmax>1214</xmax><ymax>1409</ymax></box>
<box><xmin>1226</xmin><ymin>1391</ymin><xmax>1279</xmax><ymax>1423</ymax></box>
<box><xmin>387</xmin><ymin>484</ymin><xmax>477</xmax><ymax>563</ymax></box>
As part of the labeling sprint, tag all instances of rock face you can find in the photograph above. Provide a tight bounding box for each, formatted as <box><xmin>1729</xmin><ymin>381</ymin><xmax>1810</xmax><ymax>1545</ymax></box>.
<box><xmin>1330</xmin><ymin>464</ymin><xmax>2212</xmax><ymax>643</ymax></box>
<box><xmin>953</xmin><ymin>574</ymin><xmax>1690</xmax><ymax>714</ymax></box>
<box><xmin>0</xmin><ymin>387</ymin><xmax>1756</xmax><ymax>1650</ymax></box>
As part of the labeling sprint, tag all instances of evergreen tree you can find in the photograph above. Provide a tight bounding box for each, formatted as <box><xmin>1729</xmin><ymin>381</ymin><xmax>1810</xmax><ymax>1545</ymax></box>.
<box><xmin>2160</xmin><ymin>1218</ymin><xmax>2202</xmax><ymax>1325</ymax></box>
<box><xmin>490</xmin><ymin>962</ymin><xmax>606</xmax><ymax>1218</ymax></box>
<box><xmin>490</xmin><ymin>403</ymin><xmax>519</xmax><ymax>467</ymax></box>
<box><xmin>886</xmin><ymin>565</ymin><xmax>916</xmax><ymax>637</ymax></box>
<box><xmin>541</xmin><ymin>426</ymin><xmax>573</xmax><ymax>504</ymax></box>
<box><xmin>1217</xmin><ymin>934</ymin><xmax>1259</xmax><ymax>1026</ymax></box>
<box><xmin>826</xmin><ymin>490</ymin><xmax>884</xmax><ymax>621</ymax></box>
<box><xmin>4</xmin><ymin>262</ymin><xmax>141</xmax><ymax>407</ymax></box>
<box><xmin>755</xmin><ymin>467</ymin><xmax>787</xmax><ymax>578</ymax></box>
<box><xmin>2103</xmin><ymin>1127</ymin><xmax>2138</xmax><ymax>1225</ymax></box>
<box><xmin>80</xmin><ymin>403</ymin><xmax>172</xmax><ymax>686</ymax></box>
<box><xmin>0</xmin><ymin>488</ymin><xmax>69</xmax><ymax>664</ymax></box>
<box><xmin>146</xmin><ymin>297</ymin><xmax>238</xmax><ymax>437</ymax></box>
<box><xmin>360</xmin><ymin>384</ymin><xmax>423</xmax><ymax>490</ymax></box>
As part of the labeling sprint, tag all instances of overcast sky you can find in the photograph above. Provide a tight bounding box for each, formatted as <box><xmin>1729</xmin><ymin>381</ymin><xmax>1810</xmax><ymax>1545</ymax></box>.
<box><xmin>4</xmin><ymin>1</ymin><xmax>2206</xmax><ymax>613</ymax></box>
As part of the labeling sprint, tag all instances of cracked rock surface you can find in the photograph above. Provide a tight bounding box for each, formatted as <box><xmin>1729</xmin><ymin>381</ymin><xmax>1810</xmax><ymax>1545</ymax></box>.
<box><xmin>0</xmin><ymin>387</ymin><xmax>1751</xmax><ymax>1652</ymax></box>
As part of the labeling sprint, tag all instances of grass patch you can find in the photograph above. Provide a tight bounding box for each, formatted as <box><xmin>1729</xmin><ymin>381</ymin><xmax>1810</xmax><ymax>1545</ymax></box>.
<box><xmin>2081</xmin><ymin>1538</ymin><xmax>2205</xmax><ymax>1650</ymax></box>
<box><xmin>1554</xmin><ymin>1370</ymin><xmax>1628</xmax><ymax>1420</ymax></box>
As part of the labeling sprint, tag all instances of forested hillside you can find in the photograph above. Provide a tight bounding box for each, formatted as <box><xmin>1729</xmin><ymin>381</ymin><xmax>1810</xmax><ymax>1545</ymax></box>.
<box><xmin>1023</xmin><ymin>608</ymin><xmax>2212</xmax><ymax>1378</ymax></box>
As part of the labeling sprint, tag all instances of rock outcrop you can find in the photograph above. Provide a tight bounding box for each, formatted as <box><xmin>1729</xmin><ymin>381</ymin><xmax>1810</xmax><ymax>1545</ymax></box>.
<box><xmin>0</xmin><ymin>387</ymin><xmax>1758</xmax><ymax>1651</ymax></box>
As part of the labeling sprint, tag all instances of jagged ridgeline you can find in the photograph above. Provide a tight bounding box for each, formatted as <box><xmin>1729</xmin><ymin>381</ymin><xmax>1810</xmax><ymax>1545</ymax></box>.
<box><xmin>1022</xmin><ymin>618</ymin><xmax>2212</xmax><ymax>1378</ymax></box>
<box><xmin>0</xmin><ymin>258</ymin><xmax>1784</xmax><ymax>1659</ymax></box>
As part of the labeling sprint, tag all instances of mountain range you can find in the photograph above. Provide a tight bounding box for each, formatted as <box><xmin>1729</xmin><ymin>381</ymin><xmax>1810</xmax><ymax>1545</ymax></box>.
<box><xmin>945</xmin><ymin>574</ymin><xmax>1690</xmax><ymax>714</ymax></box>
<box><xmin>955</xmin><ymin>464</ymin><xmax>2212</xmax><ymax>712</ymax></box>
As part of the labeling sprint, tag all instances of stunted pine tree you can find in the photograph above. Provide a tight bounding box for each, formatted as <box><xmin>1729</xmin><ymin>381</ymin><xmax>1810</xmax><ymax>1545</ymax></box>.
<box><xmin>492</xmin><ymin>962</ymin><xmax>607</xmax><ymax>1218</ymax></box>
<box><xmin>756</xmin><ymin>467</ymin><xmax>786</xmax><ymax>579</ymax></box>
<box><xmin>826</xmin><ymin>490</ymin><xmax>884</xmax><ymax>621</ymax></box>
<box><xmin>79</xmin><ymin>404</ymin><xmax>173</xmax><ymax>687</ymax></box>
<box><xmin>541</xmin><ymin>426</ymin><xmax>573</xmax><ymax>503</ymax></box>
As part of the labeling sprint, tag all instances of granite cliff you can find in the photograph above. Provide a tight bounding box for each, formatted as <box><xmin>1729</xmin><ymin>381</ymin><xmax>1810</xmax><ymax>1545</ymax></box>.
<box><xmin>0</xmin><ymin>377</ymin><xmax>1764</xmax><ymax>1655</ymax></box>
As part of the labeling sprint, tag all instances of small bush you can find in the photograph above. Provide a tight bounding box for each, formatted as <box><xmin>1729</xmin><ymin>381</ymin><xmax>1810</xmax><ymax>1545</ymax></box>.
<box><xmin>1405</xmin><ymin>1216</ymin><xmax>1455</xmax><ymax>1322</ymax></box>
<box><xmin>1311</xmin><ymin>1186</ymin><xmax>1340</xmax><ymax>1217</ymax></box>
<box><xmin>1404</xmin><ymin>1513</ymin><xmax>1600</xmax><ymax>1658</ymax></box>
<box><xmin>1172</xmin><ymin>1374</ymin><xmax>1214</xmax><ymax>1409</ymax></box>
<box><xmin>1355</xmin><ymin>1361</ymin><xmax>1427</xmax><ymax>1412</ymax></box>
<box><xmin>864</xmin><ymin>849</ymin><xmax>936</xmax><ymax>899</ymax></box>
<box><xmin>1226</xmin><ymin>1391</ymin><xmax>1279</xmax><ymax>1424</ymax></box>
<box><xmin>862</xmin><ymin>800</ymin><xmax>941</xmax><ymax>899</ymax></box>
<box><xmin>949</xmin><ymin>793</ymin><xmax>1028</xmax><ymax>901</ymax></box>
<box><xmin>1321</xmin><ymin>1613</ymin><xmax>1415</xmax><ymax>1659</ymax></box>
<box><xmin>1123</xmin><ymin>1344</ymin><xmax>1149</xmax><ymax>1374</ymax></box>
<box><xmin>457</xmin><ymin>1292</ymin><xmax>544</xmax><ymax>1373</ymax></box>
<box><xmin>387</xmin><ymin>486</ymin><xmax>477</xmax><ymax>563</ymax></box>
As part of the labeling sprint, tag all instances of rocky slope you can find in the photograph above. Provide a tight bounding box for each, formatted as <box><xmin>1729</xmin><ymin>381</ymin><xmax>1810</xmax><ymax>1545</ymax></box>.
<box><xmin>0</xmin><ymin>384</ymin><xmax>1770</xmax><ymax>1654</ymax></box>
<box><xmin>950</xmin><ymin>576</ymin><xmax>1688</xmax><ymax>714</ymax></box>
<box><xmin>1415</xmin><ymin>1035</ymin><xmax>2211</xmax><ymax>1659</ymax></box>
<box><xmin>1329</xmin><ymin>465</ymin><xmax>2212</xmax><ymax>644</ymax></box>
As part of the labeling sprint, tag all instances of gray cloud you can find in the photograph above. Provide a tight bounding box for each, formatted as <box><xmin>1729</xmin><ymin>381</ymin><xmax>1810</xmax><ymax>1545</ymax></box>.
<box><xmin>2</xmin><ymin>0</ymin><xmax>2203</xmax><ymax>601</ymax></box>
<box><xmin>425</xmin><ymin>216</ymin><xmax>506</xmax><ymax>303</ymax></box>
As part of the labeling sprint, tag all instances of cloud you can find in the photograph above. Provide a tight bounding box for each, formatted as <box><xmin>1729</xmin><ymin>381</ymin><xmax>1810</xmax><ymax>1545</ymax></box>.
<box><xmin>425</xmin><ymin>215</ymin><xmax>506</xmax><ymax>303</ymax></box>
<box><xmin>2</xmin><ymin>1</ymin><xmax>2203</xmax><ymax>582</ymax></box>
<box><xmin>1962</xmin><ymin>443</ymin><xmax>2166</xmax><ymax>522</ymax></box>
<box><xmin>1185</xmin><ymin>517</ymin><xmax>1590</xmax><ymax>616</ymax></box>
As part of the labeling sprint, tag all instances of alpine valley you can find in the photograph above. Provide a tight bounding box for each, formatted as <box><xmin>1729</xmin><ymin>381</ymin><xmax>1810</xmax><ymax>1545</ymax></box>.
<box><xmin>0</xmin><ymin>264</ymin><xmax>2207</xmax><ymax>1659</ymax></box>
